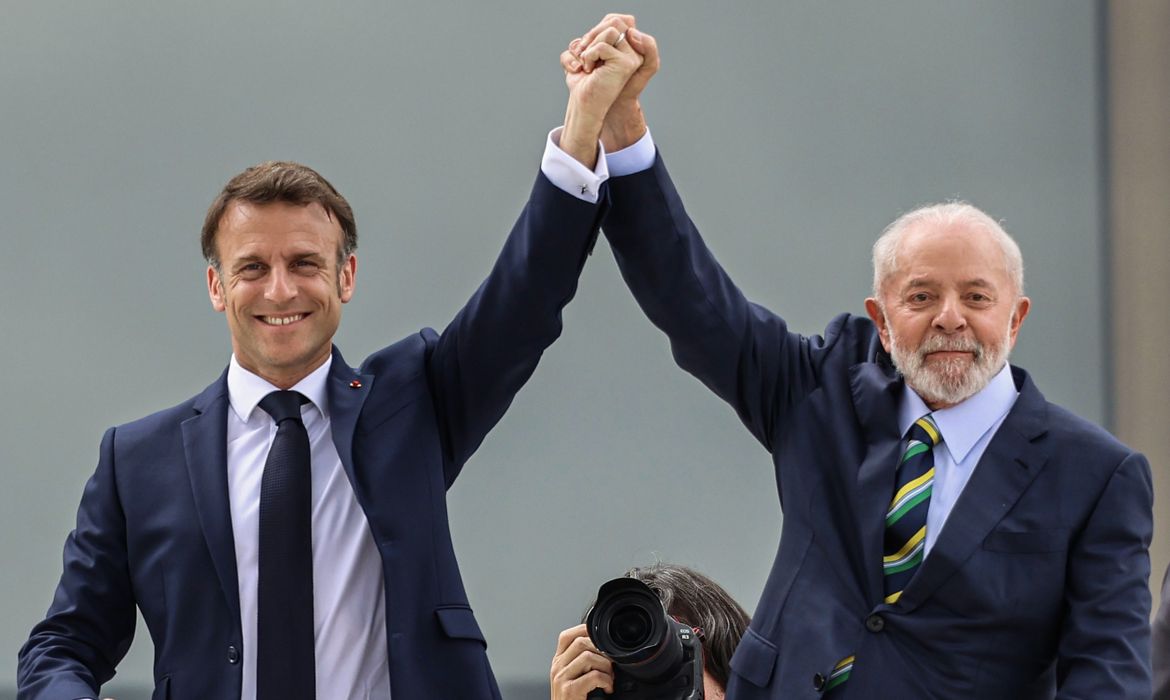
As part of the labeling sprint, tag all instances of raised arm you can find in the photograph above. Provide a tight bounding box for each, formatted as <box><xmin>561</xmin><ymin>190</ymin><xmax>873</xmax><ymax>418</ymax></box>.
<box><xmin>570</xmin><ymin>18</ymin><xmax>834</xmax><ymax>450</ymax></box>
<box><xmin>423</xmin><ymin>28</ymin><xmax>645</xmax><ymax>484</ymax></box>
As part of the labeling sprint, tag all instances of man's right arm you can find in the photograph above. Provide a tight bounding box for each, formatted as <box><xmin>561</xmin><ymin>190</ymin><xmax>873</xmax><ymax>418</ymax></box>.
<box><xmin>602</xmin><ymin>156</ymin><xmax>822</xmax><ymax>451</ymax></box>
<box><xmin>18</xmin><ymin>427</ymin><xmax>135</xmax><ymax>700</ymax></box>
<box><xmin>569</xmin><ymin>18</ymin><xmax>823</xmax><ymax>450</ymax></box>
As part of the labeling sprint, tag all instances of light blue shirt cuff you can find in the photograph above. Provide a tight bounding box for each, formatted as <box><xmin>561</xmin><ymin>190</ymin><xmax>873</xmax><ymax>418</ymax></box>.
<box><xmin>541</xmin><ymin>127</ymin><xmax>609</xmax><ymax>204</ymax></box>
<box><xmin>606</xmin><ymin>128</ymin><xmax>656</xmax><ymax>177</ymax></box>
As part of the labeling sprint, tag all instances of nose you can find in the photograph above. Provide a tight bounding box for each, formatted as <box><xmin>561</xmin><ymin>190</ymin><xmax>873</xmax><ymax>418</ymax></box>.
<box><xmin>264</xmin><ymin>266</ymin><xmax>298</xmax><ymax>304</ymax></box>
<box><xmin>932</xmin><ymin>295</ymin><xmax>967</xmax><ymax>333</ymax></box>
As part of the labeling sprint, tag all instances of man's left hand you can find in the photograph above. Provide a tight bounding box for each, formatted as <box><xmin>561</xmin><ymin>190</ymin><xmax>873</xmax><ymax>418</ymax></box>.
<box><xmin>566</xmin><ymin>14</ymin><xmax>659</xmax><ymax>153</ymax></box>
<box><xmin>559</xmin><ymin>20</ymin><xmax>644</xmax><ymax>168</ymax></box>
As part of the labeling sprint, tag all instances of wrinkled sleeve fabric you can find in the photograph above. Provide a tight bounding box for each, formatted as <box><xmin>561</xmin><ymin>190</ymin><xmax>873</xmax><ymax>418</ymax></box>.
<box><xmin>600</xmin><ymin>152</ymin><xmax>844</xmax><ymax>452</ymax></box>
<box><xmin>425</xmin><ymin>164</ymin><xmax>609</xmax><ymax>487</ymax></box>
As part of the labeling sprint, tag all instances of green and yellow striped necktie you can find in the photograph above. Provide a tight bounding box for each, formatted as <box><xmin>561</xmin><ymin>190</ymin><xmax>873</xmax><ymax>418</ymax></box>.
<box><xmin>825</xmin><ymin>414</ymin><xmax>941</xmax><ymax>695</ymax></box>
<box><xmin>883</xmin><ymin>414</ymin><xmax>940</xmax><ymax>603</ymax></box>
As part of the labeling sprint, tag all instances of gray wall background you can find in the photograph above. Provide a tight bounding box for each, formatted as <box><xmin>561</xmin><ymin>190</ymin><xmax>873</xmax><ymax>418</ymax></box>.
<box><xmin>1</xmin><ymin>1</ymin><xmax>1108</xmax><ymax>697</ymax></box>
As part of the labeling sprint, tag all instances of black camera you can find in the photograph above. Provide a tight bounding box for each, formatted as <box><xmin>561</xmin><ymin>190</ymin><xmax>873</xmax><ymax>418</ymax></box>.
<box><xmin>585</xmin><ymin>577</ymin><xmax>704</xmax><ymax>700</ymax></box>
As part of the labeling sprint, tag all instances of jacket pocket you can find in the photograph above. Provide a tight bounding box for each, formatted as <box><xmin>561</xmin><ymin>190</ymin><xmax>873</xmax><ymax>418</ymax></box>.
<box><xmin>729</xmin><ymin>627</ymin><xmax>777</xmax><ymax>688</ymax></box>
<box><xmin>151</xmin><ymin>675</ymin><xmax>171</xmax><ymax>700</ymax></box>
<box><xmin>983</xmin><ymin>528</ymin><xmax>1069</xmax><ymax>553</ymax></box>
<box><xmin>435</xmin><ymin>605</ymin><xmax>487</xmax><ymax>645</ymax></box>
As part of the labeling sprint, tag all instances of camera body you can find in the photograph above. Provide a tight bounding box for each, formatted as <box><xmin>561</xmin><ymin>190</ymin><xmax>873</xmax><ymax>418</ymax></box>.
<box><xmin>585</xmin><ymin>577</ymin><xmax>704</xmax><ymax>700</ymax></box>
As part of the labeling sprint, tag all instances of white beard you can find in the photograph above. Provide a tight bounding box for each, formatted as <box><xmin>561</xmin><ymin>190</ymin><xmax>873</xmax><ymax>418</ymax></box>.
<box><xmin>888</xmin><ymin>325</ymin><xmax>1011</xmax><ymax>407</ymax></box>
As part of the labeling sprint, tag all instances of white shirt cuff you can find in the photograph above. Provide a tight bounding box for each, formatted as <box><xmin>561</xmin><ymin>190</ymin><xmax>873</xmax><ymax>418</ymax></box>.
<box><xmin>541</xmin><ymin>127</ymin><xmax>609</xmax><ymax>204</ymax></box>
<box><xmin>606</xmin><ymin>128</ymin><xmax>656</xmax><ymax>177</ymax></box>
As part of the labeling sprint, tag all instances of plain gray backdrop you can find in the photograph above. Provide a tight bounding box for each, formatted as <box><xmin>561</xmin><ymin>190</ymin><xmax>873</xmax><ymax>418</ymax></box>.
<box><xmin>2</xmin><ymin>1</ymin><xmax>1106</xmax><ymax>697</ymax></box>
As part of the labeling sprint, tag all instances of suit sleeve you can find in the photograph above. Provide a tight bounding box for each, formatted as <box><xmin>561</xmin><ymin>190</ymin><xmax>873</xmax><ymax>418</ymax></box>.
<box><xmin>425</xmin><ymin>169</ymin><xmax>608</xmax><ymax>486</ymax></box>
<box><xmin>17</xmin><ymin>427</ymin><xmax>136</xmax><ymax>700</ymax></box>
<box><xmin>1153</xmin><ymin>563</ymin><xmax>1170</xmax><ymax>700</ymax></box>
<box><xmin>1056</xmin><ymin>450</ymin><xmax>1154</xmax><ymax>699</ymax></box>
<box><xmin>601</xmin><ymin>153</ymin><xmax>840</xmax><ymax>451</ymax></box>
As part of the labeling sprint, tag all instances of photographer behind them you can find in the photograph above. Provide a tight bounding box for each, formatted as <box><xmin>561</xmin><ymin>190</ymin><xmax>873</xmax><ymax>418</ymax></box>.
<box><xmin>551</xmin><ymin>564</ymin><xmax>750</xmax><ymax>700</ymax></box>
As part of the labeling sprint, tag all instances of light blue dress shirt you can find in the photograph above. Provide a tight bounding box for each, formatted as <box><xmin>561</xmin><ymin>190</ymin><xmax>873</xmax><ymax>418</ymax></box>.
<box><xmin>898</xmin><ymin>363</ymin><xmax>1019</xmax><ymax>556</ymax></box>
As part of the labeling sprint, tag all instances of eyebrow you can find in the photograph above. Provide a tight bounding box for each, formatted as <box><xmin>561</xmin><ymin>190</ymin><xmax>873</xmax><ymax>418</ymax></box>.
<box><xmin>231</xmin><ymin>250</ymin><xmax>326</xmax><ymax>265</ymax></box>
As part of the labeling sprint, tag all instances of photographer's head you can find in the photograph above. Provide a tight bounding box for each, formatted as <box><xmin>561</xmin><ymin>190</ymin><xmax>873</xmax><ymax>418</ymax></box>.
<box><xmin>623</xmin><ymin>564</ymin><xmax>750</xmax><ymax>698</ymax></box>
<box><xmin>551</xmin><ymin>563</ymin><xmax>749</xmax><ymax>700</ymax></box>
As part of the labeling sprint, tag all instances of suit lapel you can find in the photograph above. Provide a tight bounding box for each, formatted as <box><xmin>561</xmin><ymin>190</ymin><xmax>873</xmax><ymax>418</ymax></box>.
<box><xmin>896</xmin><ymin>367</ymin><xmax>1050</xmax><ymax>612</ymax></box>
<box><xmin>326</xmin><ymin>347</ymin><xmax>373</xmax><ymax>491</ymax></box>
<box><xmin>181</xmin><ymin>370</ymin><xmax>241</xmax><ymax>624</ymax></box>
<box><xmin>179</xmin><ymin>351</ymin><xmax>375</xmax><ymax>630</ymax></box>
<box><xmin>849</xmin><ymin>362</ymin><xmax>905</xmax><ymax>604</ymax></box>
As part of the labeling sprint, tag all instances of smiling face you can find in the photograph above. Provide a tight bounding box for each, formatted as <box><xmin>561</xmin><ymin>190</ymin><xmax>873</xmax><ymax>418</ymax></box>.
<box><xmin>207</xmin><ymin>200</ymin><xmax>356</xmax><ymax>388</ymax></box>
<box><xmin>865</xmin><ymin>219</ymin><xmax>1030</xmax><ymax>409</ymax></box>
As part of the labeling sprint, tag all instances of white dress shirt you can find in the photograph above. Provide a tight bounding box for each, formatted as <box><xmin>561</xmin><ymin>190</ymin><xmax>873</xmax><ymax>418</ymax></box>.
<box><xmin>227</xmin><ymin>355</ymin><xmax>390</xmax><ymax>700</ymax></box>
<box><xmin>540</xmin><ymin>126</ymin><xmax>656</xmax><ymax>202</ymax></box>
<box><xmin>897</xmin><ymin>363</ymin><xmax>1019</xmax><ymax>556</ymax></box>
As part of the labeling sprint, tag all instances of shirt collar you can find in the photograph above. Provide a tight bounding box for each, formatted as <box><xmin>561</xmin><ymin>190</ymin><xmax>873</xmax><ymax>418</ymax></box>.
<box><xmin>227</xmin><ymin>355</ymin><xmax>332</xmax><ymax>423</ymax></box>
<box><xmin>898</xmin><ymin>363</ymin><xmax>1018</xmax><ymax>462</ymax></box>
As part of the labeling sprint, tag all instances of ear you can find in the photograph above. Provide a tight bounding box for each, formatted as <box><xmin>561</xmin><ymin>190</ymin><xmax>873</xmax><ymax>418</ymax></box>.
<box><xmin>207</xmin><ymin>265</ymin><xmax>226</xmax><ymax>312</ymax></box>
<box><xmin>338</xmin><ymin>254</ymin><xmax>357</xmax><ymax>303</ymax></box>
<box><xmin>865</xmin><ymin>297</ymin><xmax>892</xmax><ymax>353</ymax></box>
<box><xmin>1008</xmin><ymin>296</ymin><xmax>1031</xmax><ymax>347</ymax></box>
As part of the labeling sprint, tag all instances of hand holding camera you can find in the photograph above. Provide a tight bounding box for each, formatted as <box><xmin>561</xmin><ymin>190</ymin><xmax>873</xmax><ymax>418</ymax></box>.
<box><xmin>581</xmin><ymin>577</ymin><xmax>705</xmax><ymax>700</ymax></box>
<box><xmin>551</xmin><ymin>623</ymin><xmax>615</xmax><ymax>700</ymax></box>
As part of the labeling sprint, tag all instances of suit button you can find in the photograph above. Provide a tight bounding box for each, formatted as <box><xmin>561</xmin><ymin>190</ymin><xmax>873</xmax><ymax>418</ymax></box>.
<box><xmin>227</xmin><ymin>645</ymin><xmax>240</xmax><ymax>664</ymax></box>
<box><xmin>865</xmin><ymin>613</ymin><xmax>885</xmax><ymax>632</ymax></box>
<box><xmin>813</xmin><ymin>672</ymin><xmax>827</xmax><ymax>691</ymax></box>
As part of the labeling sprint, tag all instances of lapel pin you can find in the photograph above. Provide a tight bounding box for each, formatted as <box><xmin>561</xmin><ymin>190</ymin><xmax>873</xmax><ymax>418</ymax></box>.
<box><xmin>349</xmin><ymin>379</ymin><xmax>362</xmax><ymax>389</ymax></box>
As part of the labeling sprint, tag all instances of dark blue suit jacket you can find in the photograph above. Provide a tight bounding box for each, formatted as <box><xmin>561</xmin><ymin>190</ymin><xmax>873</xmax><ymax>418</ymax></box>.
<box><xmin>1153</xmin><ymin>563</ymin><xmax>1170</xmax><ymax>700</ymax></box>
<box><xmin>18</xmin><ymin>172</ymin><xmax>608</xmax><ymax>700</ymax></box>
<box><xmin>602</xmin><ymin>155</ymin><xmax>1153</xmax><ymax>699</ymax></box>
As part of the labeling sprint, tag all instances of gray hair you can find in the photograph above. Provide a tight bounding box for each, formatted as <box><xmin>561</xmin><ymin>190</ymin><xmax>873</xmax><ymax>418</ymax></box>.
<box><xmin>871</xmin><ymin>201</ymin><xmax>1024</xmax><ymax>299</ymax></box>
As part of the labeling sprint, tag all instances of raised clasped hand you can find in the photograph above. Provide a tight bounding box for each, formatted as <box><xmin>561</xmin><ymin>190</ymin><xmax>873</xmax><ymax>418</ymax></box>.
<box><xmin>562</xmin><ymin>14</ymin><xmax>659</xmax><ymax>153</ymax></box>
<box><xmin>558</xmin><ymin>14</ymin><xmax>651</xmax><ymax>167</ymax></box>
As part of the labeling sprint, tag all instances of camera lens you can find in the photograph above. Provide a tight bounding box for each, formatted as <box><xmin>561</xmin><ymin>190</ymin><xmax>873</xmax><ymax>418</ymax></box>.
<box><xmin>586</xmin><ymin>577</ymin><xmax>686</xmax><ymax>683</ymax></box>
<box><xmin>609</xmin><ymin>606</ymin><xmax>653</xmax><ymax>649</ymax></box>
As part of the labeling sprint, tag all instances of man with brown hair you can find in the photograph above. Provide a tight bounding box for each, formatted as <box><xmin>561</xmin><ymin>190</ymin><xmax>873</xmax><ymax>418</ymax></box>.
<box><xmin>18</xmin><ymin>27</ymin><xmax>642</xmax><ymax>700</ymax></box>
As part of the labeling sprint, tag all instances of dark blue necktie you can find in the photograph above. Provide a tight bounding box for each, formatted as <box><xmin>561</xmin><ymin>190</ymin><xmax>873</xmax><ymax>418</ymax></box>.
<box><xmin>257</xmin><ymin>390</ymin><xmax>315</xmax><ymax>700</ymax></box>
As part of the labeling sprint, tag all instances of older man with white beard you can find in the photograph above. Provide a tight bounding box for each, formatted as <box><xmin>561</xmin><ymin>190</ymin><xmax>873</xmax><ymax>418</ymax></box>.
<box><xmin>867</xmin><ymin>203</ymin><xmax>1026</xmax><ymax>410</ymax></box>
<box><xmin>558</xmin><ymin>15</ymin><xmax>1153</xmax><ymax>698</ymax></box>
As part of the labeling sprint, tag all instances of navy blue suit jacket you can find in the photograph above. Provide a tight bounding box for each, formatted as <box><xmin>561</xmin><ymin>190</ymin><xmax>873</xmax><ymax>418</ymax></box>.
<box><xmin>1153</xmin><ymin>563</ymin><xmax>1170</xmax><ymax>700</ymax></box>
<box><xmin>602</xmin><ymin>155</ymin><xmax>1153</xmax><ymax>699</ymax></box>
<box><xmin>18</xmin><ymin>171</ymin><xmax>608</xmax><ymax>700</ymax></box>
